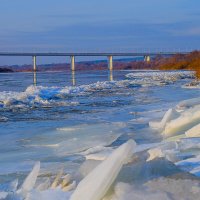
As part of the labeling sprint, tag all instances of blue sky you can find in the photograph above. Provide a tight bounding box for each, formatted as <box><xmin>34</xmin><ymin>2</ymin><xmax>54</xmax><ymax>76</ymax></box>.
<box><xmin>0</xmin><ymin>0</ymin><xmax>200</xmax><ymax>64</ymax></box>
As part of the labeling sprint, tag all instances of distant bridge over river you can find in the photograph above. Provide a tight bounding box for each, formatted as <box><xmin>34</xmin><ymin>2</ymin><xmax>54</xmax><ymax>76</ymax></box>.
<box><xmin>0</xmin><ymin>51</ymin><xmax>192</xmax><ymax>86</ymax></box>
<box><xmin>0</xmin><ymin>51</ymin><xmax>190</xmax><ymax>72</ymax></box>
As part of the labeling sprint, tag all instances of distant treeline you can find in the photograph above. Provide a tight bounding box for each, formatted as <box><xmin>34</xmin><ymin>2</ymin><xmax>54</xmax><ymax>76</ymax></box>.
<box><xmin>0</xmin><ymin>67</ymin><xmax>13</xmax><ymax>73</ymax></box>
<box><xmin>156</xmin><ymin>51</ymin><xmax>200</xmax><ymax>78</ymax></box>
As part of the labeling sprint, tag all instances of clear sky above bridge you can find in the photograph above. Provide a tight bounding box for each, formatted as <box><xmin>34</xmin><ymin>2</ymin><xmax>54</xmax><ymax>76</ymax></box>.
<box><xmin>0</xmin><ymin>0</ymin><xmax>199</xmax><ymax>64</ymax></box>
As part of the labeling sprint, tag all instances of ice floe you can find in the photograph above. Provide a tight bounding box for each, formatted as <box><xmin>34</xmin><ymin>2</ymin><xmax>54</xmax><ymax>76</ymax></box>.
<box><xmin>126</xmin><ymin>70</ymin><xmax>194</xmax><ymax>86</ymax></box>
<box><xmin>185</xmin><ymin>123</ymin><xmax>200</xmax><ymax>137</ymax></box>
<box><xmin>21</xmin><ymin>123</ymin><xmax>124</xmax><ymax>157</ymax></box>
<box><xmin>0</xmin><ymin>70</ymin><xmax>194</xmax><ymax>110</ymax></box>
<box><xmin>182</xmin><ymin>80</ymin><xmax>200</xmax><ymax>89</ymax></box>
<box><xmin>162</xmin><ymin>105</ymin><xmax>200</xmax><ymax>136</ymax></box>
<box><xmin>0</xmin><ymin>140</ymin><xmax>136</xmax><ymax>200</ymax></box>
<box><xmin>176</xmin><ymin>97</ymin><xmax>200</xmax><ymax>110</ymax></box>
<box><xmin>0</xmin><ymin>80</ymin><xmax>134</xmax><ymax>109</ymax></box>
<box><xmin>149</xmin><ymin>108</ymin><xmax>179</xmax><ymax>131</ymax></box>
<box><xmin>149</xmin><ymin>99</ymin><xmax>200</xmax><ymax>138</ymax></box>
<box><xmin>147</xmin><ymin>94</ymin><xmax>200</xmax><ymax>179</ymax></box>
<box><xmin>105</xmin><ymin>177</ymin><xmax>200</xmax><ymax>200</ymax></box>
<box><xmin>55</xmin><ymin>123</ymin><xmax>124</xmax><ymax>155</ymax></box>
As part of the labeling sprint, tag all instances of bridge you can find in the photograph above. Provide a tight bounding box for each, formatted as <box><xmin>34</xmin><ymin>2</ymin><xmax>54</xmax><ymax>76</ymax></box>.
<box><xmin>0</xmin><ymin>51</ymin><xmax>190</xmax><ymax>72</ymax></box>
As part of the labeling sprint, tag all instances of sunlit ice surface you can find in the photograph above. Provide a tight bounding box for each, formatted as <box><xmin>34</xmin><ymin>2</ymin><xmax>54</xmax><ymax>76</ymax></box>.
<box><xmin>1</xmin><ymin>70</ymin><xmax>200</xmax><ymax>199</ymax></box>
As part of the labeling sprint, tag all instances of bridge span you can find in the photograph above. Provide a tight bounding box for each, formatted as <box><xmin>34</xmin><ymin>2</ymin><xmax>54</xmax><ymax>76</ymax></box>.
<box><xmin>0</xmin><ymin>51</ymin><xmax>190</xmax><ymax>72</ymax></box>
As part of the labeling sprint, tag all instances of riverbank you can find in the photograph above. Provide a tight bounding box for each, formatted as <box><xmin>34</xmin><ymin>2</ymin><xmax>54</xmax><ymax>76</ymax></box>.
<box><xmin>158</xmin><ymin>51</ymin><xmax>200</xmax><ymax>78</ymax></box>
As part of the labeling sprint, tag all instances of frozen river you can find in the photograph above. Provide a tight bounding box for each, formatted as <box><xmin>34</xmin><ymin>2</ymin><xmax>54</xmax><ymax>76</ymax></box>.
<box><xmin>0</xmin><ymin>70</ymin><xmax>200</xmax><ymax>200</ymax></box>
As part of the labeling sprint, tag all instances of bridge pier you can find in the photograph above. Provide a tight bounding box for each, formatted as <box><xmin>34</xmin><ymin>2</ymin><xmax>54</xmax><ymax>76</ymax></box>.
<box><xmin>108</xmin><ymin>55</ymin><xmax>113</xmax><ymax>71</ymax></box>
<box><xmin>32</xmin><ymin>56</ymin><xmax>37</xmax><ymax>71</ymax></box>
<box><xmin>71</xmin><ymin>55</ymin><xmax>75</xmax><ymax>71</ymax></box>
<box><xmin>144</xmin><ymin>55</ymin><xmax>151</xmax><ymax>62</ymax></box>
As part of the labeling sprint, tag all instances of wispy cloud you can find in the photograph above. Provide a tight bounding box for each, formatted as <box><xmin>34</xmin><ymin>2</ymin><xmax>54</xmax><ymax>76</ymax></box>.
<box><xmin>171</xmin><ymin>27</ymin><xmax>200</xmax><ymax>36</ymax></box>
<box><xmin>44</xmin><ymin>13</ymin><xmax>94</xmax><ymax>19</ymax></box>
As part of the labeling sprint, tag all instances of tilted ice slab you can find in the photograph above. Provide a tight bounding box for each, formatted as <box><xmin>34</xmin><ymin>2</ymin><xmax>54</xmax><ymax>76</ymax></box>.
<box><xmin>70</xmin><ymin>140</ymin><xmax>136</xmax><ymax>200</ymax></box>
<box><xmin>175</xmin><ymin>155</ymin><xmax>200</xmax><ymax>177</ymax></box>
<box><xmin>162</xmin><ymin>105</ymin><xmax>200</xmax><ymax>137</ymax></box>
<box><xmin>148</xmin><ymin>98</ymin><xmax>200</xmax><ymax>138</ymax></box>
<box><xmin>84</xmin><ymin>147</ymin><xmax>114</xmax><ymax>161</ymax></box>
<box><xmin>82</xmin><ymin>142</ymin><xmax>161</xmax><ymax>161</ymax></box>
<box><xmin>2</xmin><ymin>161</ymin><xmax>74</xmax><ymax>200</ymax></box>
<box><xmin>146</xmin><ymin>141</ymin><xmax>179</xmax><ymax>162</ymax></box>
<box><xmin>147</xmin><ymin>133</ymin><xmax>200</xmax><ymax>177</ymax></box>
<box><xmin>190</xmin><ymin>166</ymin><xmax>200</xmax><ymax>177</ymax></box>
<box><xmin>185</xmin><ymin>123</ymin><xmax>200</xmax><ymax>137</ymax></box>
<box><xmin>80</xmin><ymin>145</ymin><xmax>112</xmax><ymax>157</ymax></box>
<box><xmin>175</xmin><ymin>137</ymin><xmax>200</xmax><ymax>152</ymax></box>
<box><xmin>176</xmin><ymin>155</ymin><xmax>200</xmax><ymax>168</ymax></box>
<box><xmin>149</xmin><ymin>108</ymin><xmax>179</xmax><ymax>131</ymax></box>
<box><xmin>148</xmin><ymin>96</ymin><xmax>200</xmax><ymax>138</ymax></box>
<box><xmin>18</xmin><ymin>161</ymin><xmax>41</xmax><ymax>197</ymax></box>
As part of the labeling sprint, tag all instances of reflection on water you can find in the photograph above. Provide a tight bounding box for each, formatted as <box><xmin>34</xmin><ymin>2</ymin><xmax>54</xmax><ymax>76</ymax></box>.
<box><xmin>33</xmin><ymin>71</ymin><xmax>37</xmax><ymax>86</ymax></box>
<box><xmin>32</xmin><ymin>70</ymin><xmax>114</xmax><ymax>87</ymax></box>
<box><xmin>109</xmin><ymin>70</ymin><xmax>113</xmax><ymax>81</ymax></box>
<box><xmin>71</xmin><ymin>71</ymin><xmax>76</xmax><ymax>86</ymax></box>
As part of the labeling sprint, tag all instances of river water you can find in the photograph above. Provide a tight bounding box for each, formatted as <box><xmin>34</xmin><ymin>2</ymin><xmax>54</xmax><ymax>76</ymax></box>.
<box><xmin>0</xmin><ymin>70</ymin><xmax>200</xmax><ymax>200</ymax></box>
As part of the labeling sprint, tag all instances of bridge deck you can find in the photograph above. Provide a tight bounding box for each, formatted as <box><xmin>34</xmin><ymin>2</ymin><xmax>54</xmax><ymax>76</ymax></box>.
<box><xmin>0</xmin><ymin>52</ymin><xmax>189</xmax><ymax>57</ymax></box>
